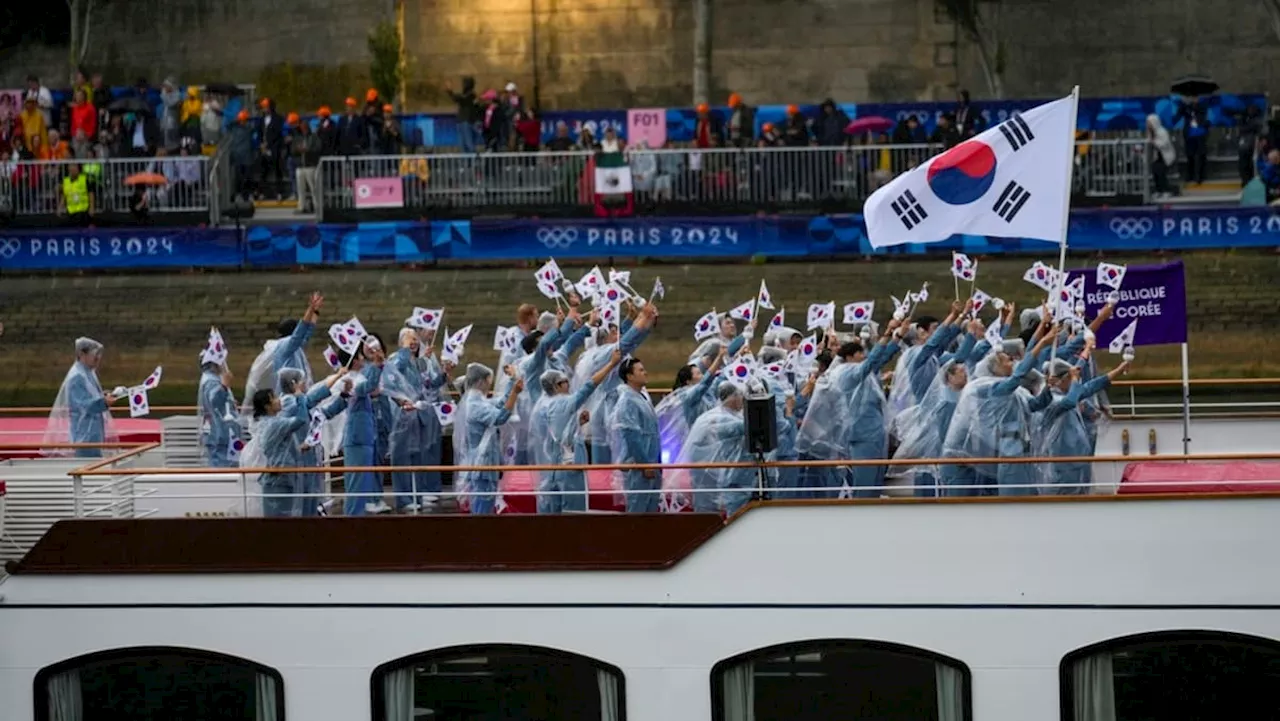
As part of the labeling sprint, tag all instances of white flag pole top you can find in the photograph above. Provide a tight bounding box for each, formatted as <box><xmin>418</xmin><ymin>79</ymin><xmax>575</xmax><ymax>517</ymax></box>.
<box><xmin>1050</xmin><ymin>86</ymin><xmax>1082</xmax><ymax>360</ymax></box>
<box><xmin>866</xmin><ymin>91</ymin><xmax>1078</xmax><ymax>249</ymax></box>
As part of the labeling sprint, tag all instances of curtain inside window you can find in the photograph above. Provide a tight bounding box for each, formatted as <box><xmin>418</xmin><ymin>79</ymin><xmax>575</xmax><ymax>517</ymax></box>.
<box><xmin>721</xmin><ymin>661</ymin><xmax>755</xmax><ymax>721</ymax></box>
<box><xmin>935</xmin><ymin>662</ymin><xmax>964</xmax><ymax>721</ymax></box>
<box><xmin>255</xmin><ymin>672</ymin><xmax>279</xmax><ymax>721</ymax></box>
<box><xmin>46</xmin><ymin>669</ymin><xmax>83</xmax><ymax>721</ymax></box>
<box><xmin>598</xmin><ymin>669</ymin><xmax>620</xmax><ymax>721</ymax></box>
<box><xmin>382</xmin><ymin>666</ymin><xmax>415</xmax><ymax>721</ymax></box>
<box><xmin>1072</xmin><ymin>652</ymin><xmax>1117</xmax><ymax>721</ymax></box>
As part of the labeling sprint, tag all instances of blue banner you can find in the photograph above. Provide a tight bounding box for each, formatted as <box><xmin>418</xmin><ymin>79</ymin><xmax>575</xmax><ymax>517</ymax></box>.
<box><xmin>0</xmin><ymin>227</ymin><xmax>241</xmax><ymax>270</ymax></box>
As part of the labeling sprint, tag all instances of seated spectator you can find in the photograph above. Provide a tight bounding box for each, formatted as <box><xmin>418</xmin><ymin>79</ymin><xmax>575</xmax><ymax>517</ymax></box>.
<box><xmin>48</xmin><ymin>129</ymin><xmax>71</xmax><ymax>160</ymax></box>
<box><xmin>70</xmin><ymin>90</ymin><xmax>97</xmax><ymax>142</ymax></box>
<box><xmin>20</xmin><ymin>97</ymin><xmax>47</xmax><ymax>153</ymax></box>
<box><xmin>29</xmin><ymin>132</ymin><xmax>50</xmax><ymax>160</ymax></box>
<box><xmin>7</xmin><ymin>134</ymin><xmax>33</xmax><ymax>162</ymax></box>
<box><xmin>545</xmin><ymin>121</ymin><xmax>574</xmax><ymax>152</ymax></box>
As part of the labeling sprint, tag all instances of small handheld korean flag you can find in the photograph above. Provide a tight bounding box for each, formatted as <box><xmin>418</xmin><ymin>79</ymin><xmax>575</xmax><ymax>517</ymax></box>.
<box><xmin>650</xmin><ymin>277</ymin><xmax>666</xmax><ymax>301</ymax></box>
<box><xmin>408</xmin><ymin>307</ymin><xmax>444</xmax><ymax>331</ymax></box>
<box><xmin>843</xmin><ymin>301</ymin><xmax>875</xmax><ymax>326</ymax></box>
<box><xmin>984</xmin><ymin>320</ymin><xmax>1004</xmax><ymax>349</ymax></box>
<box><xmin>757</xmin><ymin>280</ymin><xmax>775</xmax><ymax>310</ymax></box>
<box><xmin>203</xmin><ymin>328</ymin><xmax>228</xmax><ymax>366</ymax></box>
<box><xmin>1096</xmin><ymin>262</ymin><xmax>1127</xmax><ymax>290</ymax></box>
<box><xmin>951</xmin><ymin>252</ymin><xmax>977</xmax><ymax>281</ymax></box>
<box><xmin>608</xmin><ymin>268</ymin><xmax>632</xmax><ymax>287</ymax></box>
<box><xmin>598</xmin><ymin>301</ymin><xmax>622</xmax><ymax>329</ymax></box>
<box><xmin>601</xmin><ymin>282</ymin><xmax>629</xmax><ymax>305</ymax></box>
<box><xmin>724</xmin><ymin>358</ymin><xmax>755</xmax><ymax>384</ymax></box>
<box><xmin>142</xmin><ymin>366</ymin><xmax>163</xmax><ymax>390</ymax></box>
<box><xmin>806</xmin><ymin>302</ymin><xmax>835</xmax><ymax>331</ymax></box>
<box><xmin>432</xmin><ymin>401</ymin><xmax>456</xmax><ymax>427</ymax></box>
<box><xmin>128</xmin><ymin>386</ymin><xmax>150</xmax><ymax>418</ymax></box>
<box><xmin>305</xmin><ymin>409</ymin><xmax>325</xmax><ymax>448</ymax></box>
<box><xmin>728</xmin><ymin>299</ymin><xmax>755</xmax><ymax>322</ymax></box>
<box><xmin>227</xmin><ymin>437</ymin><xmax>246</xmax><ymax>462</ymax></box>
<box><xmin>536</xmin><ymin>258</ymin><xmax>564</xmax><ymax>286</ymax></box>
<box><xmin>1023</xmin><ymin>261</ymin><xmax>1056</xmax><ymax>292</ymax></box>
<box><xmin>328</xmin><ymin>322</ymin><xmax>364</xmax><ymax>355</ymax></box>
<box><xmin>694</xmin><ymin>310</ymin><xmax>719</xmax><ymax>341</ymax></box>
<box><xmin>866</xmin><ymin>91</ymin><xmax>1078</xmax><ymax>248</ymax></box>
<box><xmin>970</xmin><ymin>289</ymin><xmax>991</xmax><ymax>314</ymax></box>
<box><xmin>323</xmin><ymin>346</ymin><xmax>341</xmax><ymax>371</ymax></box>
<box><xmin>795</xmin><ymin>334</ymin><xmax>820</xmax><ymax>368</ymax></box>
<box><xmin>769</xmin><ymin>308</ymin><xmax>786</xmax><ymax>332</ymax></box>
<box><xmin>575</xmin><ymin>266</ymin><xmax>608</xmax><ymax>300</ymax></box>
<box><xmin>493</xmin><ymin>325</ymin><xmax>517</xmax><ymax>352</ymax></box>
<box><xmin>1109</xmin><ymin>319</ymin><xmax>1138</xmax><ymax>354</ymax></box>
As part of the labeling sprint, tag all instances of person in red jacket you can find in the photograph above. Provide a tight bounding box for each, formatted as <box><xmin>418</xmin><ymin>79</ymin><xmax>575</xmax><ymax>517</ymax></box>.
<box><xmin>515</xmin><ymin>109</ymin><xmax>540</xmax><ymax>152</ymax></box>
<box><xmin>70</xmin><ymin>89</ymin><xmax>97</xmax><ymax>142</ymax></box>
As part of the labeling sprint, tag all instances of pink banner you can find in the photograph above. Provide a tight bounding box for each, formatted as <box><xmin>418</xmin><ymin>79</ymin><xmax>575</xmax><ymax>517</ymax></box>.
<box><xmin>626</xmin><ymin>108</ymin><xmax>667</xmax><ymax>149</ymax></box>
<box><xmin>353</xmin><ymin>177</ymin><xmax>404</xmax><ymax>209</ymax></box>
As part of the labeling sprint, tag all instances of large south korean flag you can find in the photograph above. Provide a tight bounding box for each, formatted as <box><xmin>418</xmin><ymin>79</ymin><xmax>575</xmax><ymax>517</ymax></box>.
<box><xmin>866</xmin><ymin>92</ymin><xmax>1078</xmax><ymax>249</ymax></box>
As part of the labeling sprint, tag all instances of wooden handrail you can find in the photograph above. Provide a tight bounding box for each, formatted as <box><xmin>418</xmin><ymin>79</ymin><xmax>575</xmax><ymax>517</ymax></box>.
<box><xmin>68</xmin><ymin>451</ymin><xmax>1280</xmax><ymax>477</ymax></box>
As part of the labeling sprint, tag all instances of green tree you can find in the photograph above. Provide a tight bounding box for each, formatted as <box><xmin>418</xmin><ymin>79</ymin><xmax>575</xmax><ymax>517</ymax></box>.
<box><xmin>368</xmin><ymin>20</ymin><xmax>402</xmax><ymax>107</ymax></box>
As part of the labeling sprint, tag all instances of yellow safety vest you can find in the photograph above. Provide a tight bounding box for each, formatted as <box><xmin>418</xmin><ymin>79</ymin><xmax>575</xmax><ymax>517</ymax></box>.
<box><xmin>63</xmin><ymin>175</ymin><xmax>90</xmax><ymax>214</ymax></box>
<box><xmin>83</xmin><ymin>162</ymin><xmax>102</xmax><ymax>178</ymax></box>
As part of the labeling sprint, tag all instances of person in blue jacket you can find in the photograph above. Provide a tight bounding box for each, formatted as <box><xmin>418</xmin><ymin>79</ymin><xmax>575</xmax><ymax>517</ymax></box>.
<box><xmin>455</xmin><ymin>363</ymin><xmax>524</xmax><ymax>514</ymax></box>
<box><xmin>198</xmin><ymin>359</ymin><xmax>239</xmax><ymax>467</ymax></box>
<box><xmin>44</xmin><ymin>337</ymin><xmax>123</xmax><ymax>458</ymax></box>
<box><xmin>530</xmin><ymin>348</ymin><xmax>623</xmax><ymax>514</ymax></box>
<box><xmin>279</xmin><ymin>367</ymin><xmax>348</xmax><ymax>516</ymax></box>
<box><xmin>337</xmin><ymin>338</ymin><xmax>385</xmax><ymax>516</ymax></box>
<box><xmin>249</xmin><ymin>388</ymin><xmax>310</xmax><ymax>518</ymax></box>
<box><xmin>609</xmin><ymin>357</ymin><xmax>662</xmax><ymax>513</ymax></box>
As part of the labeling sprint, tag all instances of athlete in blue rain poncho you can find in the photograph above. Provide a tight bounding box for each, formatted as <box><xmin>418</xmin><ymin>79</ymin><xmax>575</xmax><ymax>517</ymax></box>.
<box><xmin>577</xmin><ymin>302</ymin><xmax>657</xmax><ymax>463</ymax></box>
<box><xmin>892</xmin><ymin>360</ymin><xmax>968</xmax><ymax>497</ymax></box>
<box><xmin>43</xmin><ymin>337</ymin><xmax>122</xmax><ymax>458</ymax></box>
<box><xmin>609</xmin><ymin>358</ymin><xmax>662</xmax><ymax>513</ymax></box>
<box><xmin>338</xmin><ymin>340</ymin><xmax>385</xmax><ymax>516</ymax></box>
<box><xmin>248</xmin><ymin>388</ymin><xmax>310</xmax><ymax>517</ymax></box>
<box><xmin>546</xmin><ymin>310</ymin><xmax>592</xmax><ymax>381</ymax></box>
<box><xmin>654</xmin><ymin>345</ymin><xmax>727</xmax><ymax>466</ymax></box>
<box><xmin>454</xmin><ymin>363</ymin><xmax>523</xmax><ymax>515</ymax></box>
<box><xmin>530</xmin><ymin>349</ymin><xmax>623</xmax><ymax>514</ymax></box>
<box><xmin>887</xmin><ymin>307</ymin><xmax>961</xmax><ymax>427</ymax></box>
<box><xmin>381</xmin><ymin>328</ymin><xmax>453</xmax><ymax>510</ymax></box>
<box><xmin>941</xmin><ymin>326</ymin><xmax>1056</xmax><ymax>496</ymax></box>
<box><xmin>756</xmin><ymin>347</ymin><xmax>800</xmax><ymax>498</ymax></box>
<box><xmin>1032</xmin><ymin>356</ymin><xmax>1127</xmax><ymax>495</ymax></box>
<box><xmin>278</xmin><ymin>367</ymin><xmax>347</xmax><ymax>516</ymax></box>
<box><xmin>672</xmin><ymin>382</ymin><xmax>752</xmax><ymax>515</ymax></box>
<box><xmin>242</xmin><ymin>293</ymin><xmax>323</xmax><ymax>419</ymax></box>
<box><xmin>844</xmin><ymin>334</ymin><xmax>902</xmax><ymax>497</ymax></box>
<box><xmin>505</xmin><ymin>314</ymin><xmax>568</xmax><ymax>466</ymax></box>
<box><xmin>198</xmin><ymin>360</ymin><xmax>240</xmax><ymax>467</ymax></box>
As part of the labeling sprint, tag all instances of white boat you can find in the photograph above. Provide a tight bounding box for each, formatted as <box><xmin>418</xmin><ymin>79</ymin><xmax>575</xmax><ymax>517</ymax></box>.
<box><xmin>2</xmin><ymin>488</ymin><xmax>1280</xmax><ymax>721</ymax></box>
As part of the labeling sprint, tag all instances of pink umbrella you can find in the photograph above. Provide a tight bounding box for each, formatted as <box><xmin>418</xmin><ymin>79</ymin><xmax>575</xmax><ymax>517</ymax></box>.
<box><xmin>845</xmin><ymin>116</ymin><xmax>894</xmax><ymax>135</ymax></box>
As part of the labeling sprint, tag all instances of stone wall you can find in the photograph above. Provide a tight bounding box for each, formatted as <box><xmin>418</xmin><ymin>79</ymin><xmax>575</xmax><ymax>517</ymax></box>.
<box><xmin>2</xmin><ymin>252</ymin><xmax>1277</xmax><ymax>404</ymax></box>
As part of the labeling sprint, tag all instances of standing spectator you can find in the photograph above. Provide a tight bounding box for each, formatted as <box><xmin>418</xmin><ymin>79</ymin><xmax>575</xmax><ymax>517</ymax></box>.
<box><xmin>1173</xmin><ymin>96</ymin><xmax>1209</xmax><ymax>185</ymax></box>
<box><xmin>813</xmin><ymin>99</ymin><xmax>848</xmax><ymax>146</ymax></box>
<box><xmin>445</xmin><ymin>76</ymin><xmax>480</xmax><ymax>153</ymax></box>
<box><xmin>364</xmin><ymin>88</ymin><xmax>381</xmax><ymax>115</ymax></box>
<box><xmin>546</xmin><ymin>121</ymin><xmax>574</xmax><ymax>152</ymax></box>
<box><xmin>726</xmin><ymin>93</ymin><xmax>755</xmax><ymax>148</ymax></box>
<box><xmin>256</xmin><ymin>97</ymin><xmax>286</xmax><ymax>200</ymax></box>
<box><xmin>891</xmin><ymin>114</ymin><xmax>928</xmax><ymax>172</ymax></box>
<box><xmin>59</xmin><ymin>163</ymin><xmax>93</xmax><ymax>225</ymax></box>
<box><xmin>72</xmin><ymin>69</ymin><xmax>92</xmax><ymax>102</ymax></box>
<box><xmin>48</xmin><ymin>129</ymin><xmax>71</xmax><ymax>160</ymax></box>
<box><xmin>930</xmin><ymin>113</ymin><xmax>961</xmax><ymax>149</ymax></box>
<box><xmin>600</xmin><ymin>125</ymin><xmax>622</xmax><ymax>153</ymax></box>
<box><xmin>955</xmin><ymin>89</ymin><xmax>982</xmax><ymax>138</ymax></box>
<box><xmin>362</xmin><ymin>101</ymin><xmax>384</xmax><ymax>155</ymax></box>
<box><xmin>503</xmin><ymin>82</ymin><xmax>524</xmax><ymax>150</ymax></box>
<box><xmin>291</xmin><ymin>118</ymin><xmax>321</xmax><ymax>213</ymax></box>
<box><xmin>228</xmin><ymin>110</ymin><xmax>255</xmax><ymax>199</ymax></box>
<box><xmin>71</xmin><ymin>128</ymin><xmax>93</xmax><ymax>159</ymax></box>
<box><xmin>30</xmin><ymin>132</ymin><xmax>50</xmax><ymax>160</ymax></box>
<box><xmin>159</xmin><ymin>78</ymin><xmax>183</xmax><ymax>149</ymax></box>
<box><xmin>515</xmin><ymin>109</ymin><xmax>540</xmax><ymax>152</ymax></box>
<box><xmin>24</xmin><ymin>75</ymin><xmax>53</xmax><ymax>128</ymax></box>
<box><xmin>379</xmin><ymin>104</ymin><xmax>403</xmax><ymax>155</ymax></box>
<box><xmin>0</xmin><ymin>95</ymin><xmax>21</xmax><ymax>156</ymax></box>
<box><xmin>1146</xmin><ymin>114</ymin><xmax>1177</xmax><ymax>198</ymax></box>
<box><xmin>1232</xmin><ymin>105</ymin><xmax>1264</xmax><ymax>187</ymax></box>
<box><xmin>338</xmin><ymin>97</ymin><xmax>366</xmax><ymax>156</ymax></box>
<box><xmin>70</xmin><ymin>89</ymin><xmax>97</xmax><ymax>142</ymax></box>
<box><xmin>781</xmin><ymin>105</ymin><xmax>809</xmax><ymax>147</ymax></box>
<box><xmin>1257</xmin><ymin>149</ymin><xmax>1280</xmax><ymax>205</ymax></box>
<box><xmin>694</xmin><ymin>103</ymin><xmax>722</xmax><ymax>148</ymax></box>
<box><xmin>316</xmin><ymin>105</ymin><xmax>339</xmax><ymax>156</ymax></box>
<box><xmin>20</xmin><ymin>96</ymin><xmax>47</xmax><ymax>152</ymax></box>
<box><xmin>102</xmin><ymin>115</ymin><xmax>126</xmax><ymax>157</ymax></box>
<box><xmin>126</xmin><ymin>111</ymin><xmax>157</xmax><ymax>157</ymax></box>
<box><xmin>480</xmin><ymin>89</ymin><xmax>502</xmax><ymax>151</ymax></box>
<box><xmin>89</xmin><ymin>73</ymin><xmax>112</xmax><ymax>135</ymax></box>
<box><xmin>180</xmin><ymin>86</ymin><xmax>203</xmax><ymax>146</ymax></box>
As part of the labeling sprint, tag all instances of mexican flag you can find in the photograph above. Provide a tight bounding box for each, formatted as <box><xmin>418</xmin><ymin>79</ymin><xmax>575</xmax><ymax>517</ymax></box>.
<box><xmin>593</xmin><ymin>152</ymin><xmax>633</xmax><ymax>195</ymax></box>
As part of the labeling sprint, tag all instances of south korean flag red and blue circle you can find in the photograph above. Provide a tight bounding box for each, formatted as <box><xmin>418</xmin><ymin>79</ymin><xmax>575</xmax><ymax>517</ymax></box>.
<box><xmin>865</xmin><ymin>92</ymin><xmax>1078</xmax><ymax>249</ymax></box>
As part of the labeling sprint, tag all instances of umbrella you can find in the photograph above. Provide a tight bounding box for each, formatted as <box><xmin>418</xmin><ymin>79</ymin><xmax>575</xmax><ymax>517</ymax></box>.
<box><xmin>1171</xmin><ymin>74</ymin><xmax>1219</xmax><ymax>97</ymax></box>
<box><xmin>124</xmin><ymin>172</ymin><xmax>168</xmax><ymax>186</ymax></box>
<box><xmin>845</xmin><ymin>116</ymin><xmax>894</xmax><ymax>135</ymax></box>
<box><xmin>202</xmin><ymin>83</ymin><xmax>246</xmax><ymax>97</ymax></box>
<box><xmin>108</xmin><ymin>97</ymin><xmax>154</xmax><ymax>116</ymax></box>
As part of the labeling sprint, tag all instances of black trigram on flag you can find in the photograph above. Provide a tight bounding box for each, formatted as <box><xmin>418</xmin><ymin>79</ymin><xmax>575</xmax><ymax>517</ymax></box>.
<box><xmin>992</xmin><ymin>180</ymin><xmax>1031</xmax><ymax>222</ymax></box>
<box><xmin>998</xmin><ymin>113</ymin><xmax>1035</xmax><ymax>151</ymax></box>
<box><xmin>890</xmin><ymin>189</ymin><xmax>928</xmax><ymax>230</ymax></box>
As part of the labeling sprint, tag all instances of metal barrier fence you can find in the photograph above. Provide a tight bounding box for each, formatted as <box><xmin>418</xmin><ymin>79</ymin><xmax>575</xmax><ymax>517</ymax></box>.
<box><xmin>1</xmin><ymin>157</ymin><xmax>212</xmax><ymax>218</ymax></box>
<box><xmin>318</xmin><ymin>141</ymin><xmax>1151</xmax><ymax>218</ymax></box>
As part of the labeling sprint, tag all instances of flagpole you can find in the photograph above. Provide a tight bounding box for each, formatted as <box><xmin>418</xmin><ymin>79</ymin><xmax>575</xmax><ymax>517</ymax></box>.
<box><xmin>1050</xmin><ymin>85</ymin><xmax>1081</xmax><ymax>360</ymax></box>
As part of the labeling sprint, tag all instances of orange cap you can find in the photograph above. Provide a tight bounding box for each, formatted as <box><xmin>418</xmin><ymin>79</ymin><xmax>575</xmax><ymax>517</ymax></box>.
<box><xmin>286</xmin><ymin>112</ymin><xmax>300</xmax><ymax>125</ymax></box>
<box><xmin>696</xmin><ymin>103</ymin><xmax>710</xmax><ymax>114</ymax></box>
<box><xmin>762</xmin><ymin>122</ymin><xmax>775</xmax><ymax>133</ymax></box>
<box><xmin>236</xmin><ymin>110</ymin><xmax>249</xmax><ymax>122</ymax></box>
<box><xmin>787</xmin><ymin>104</ymin><xmax>799</xmax><ymax>115</ymax></box>
<box><xmin>728</xmin><ymin>93</ymin><xmax>742</xmax><ymax>108</ymax></box>
<box><xmin>344</xmin><ymin>97</ymin><xmax>357</xmax><ymax>107</ymax></box>
<box><xmin>366</xmin><ymin>88</ymin><xmax>379</xmax><ymax>102</ymax></box>
<box><xmin>318</xmin><ymin>105</ymin><xmax>331</xmax><ymax>117</ymax></box>
<box><xmin>382</xmin><ymin>103</ymin><xmax>394</xmax><ymax>113</ymax></box>
<box><xmin>258</xmin><ymin>97</ymin><xmax>270</xmax><ymax>109</ymax></box>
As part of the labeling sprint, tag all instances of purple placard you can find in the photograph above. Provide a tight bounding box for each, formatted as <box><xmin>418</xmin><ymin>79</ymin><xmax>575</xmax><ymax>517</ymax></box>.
<box><xmin>1068</xmin><ymin>260</ymin><xmax>1187</xmax><ymax>347</ymax></box>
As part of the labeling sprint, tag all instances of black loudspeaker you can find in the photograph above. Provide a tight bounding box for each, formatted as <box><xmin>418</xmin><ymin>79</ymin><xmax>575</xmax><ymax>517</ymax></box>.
<box><xmin>745</xmin><ymin>393</ymin><xmax>778</xmax><ymax>455</ymax></box>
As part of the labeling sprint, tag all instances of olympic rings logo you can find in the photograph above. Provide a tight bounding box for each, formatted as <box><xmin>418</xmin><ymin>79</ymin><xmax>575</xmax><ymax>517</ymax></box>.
<box><xmin>0</xmin><ymin>239</ymin><xmax>20</xmax><ymax>259</ymax></box>
<box><xmin>536</xmin><ymin>227</ymin><xmax>579</xmax><ymax>249</ymax></box>
<box><xmin>1109</xmin><ymin>217</ymin><xmax>1154</xmax><ymax>239</ymax></box>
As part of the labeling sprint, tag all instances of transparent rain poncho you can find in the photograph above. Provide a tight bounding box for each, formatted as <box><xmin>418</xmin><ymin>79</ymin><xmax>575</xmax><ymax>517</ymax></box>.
<box><xmin>452</xmin><ymin>384</ymin><xmax>510</xmax><ymax>504</ymax></box>
<box><xmin>662</xmin><ymin>395</ymin><xmax>750</xmax><ymax>514</ymax></box>
<box><xmin>608</xmin><ymin>384</ymin><xmax>662</xmax><ymax>507</ymax></box>
<box><xmin>43</xmin><ymin>341</ymin><xmax>118</xmax><ymax>457</ymax></box>
<box><xmin>654</xmin><ymin>369</ymin><xmax>719</xmax><ymax>466</ymax></box>
<box><xmin>573</xmin><ymin>343</ymin><xmax>619</xmax><ymax>453</ymax></box>
<box><xmin>892</xmin><ymin>361</ymin><xmax>964</xmax><ymax>487</ymax></box>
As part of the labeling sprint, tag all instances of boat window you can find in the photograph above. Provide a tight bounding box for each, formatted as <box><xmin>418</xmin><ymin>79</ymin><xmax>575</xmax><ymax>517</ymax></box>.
<box><xmin>34</xmin><ymin>646</ymin><xmax>283</xmax><ymax>721</ymax></box>
<box><xmin>1061</xmin><ymin>630</ymin><xmax>1280</xmax><ymax>721</ymax></box>
<box><xmin>372</xmin><ymin>644</ymin><xmax>625</xmax><ymax>721</ymax></box>
<box><xmin>712</xmin><ymin>639</ymin><xmax>970</xmax><ymax>721</ymax></box>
